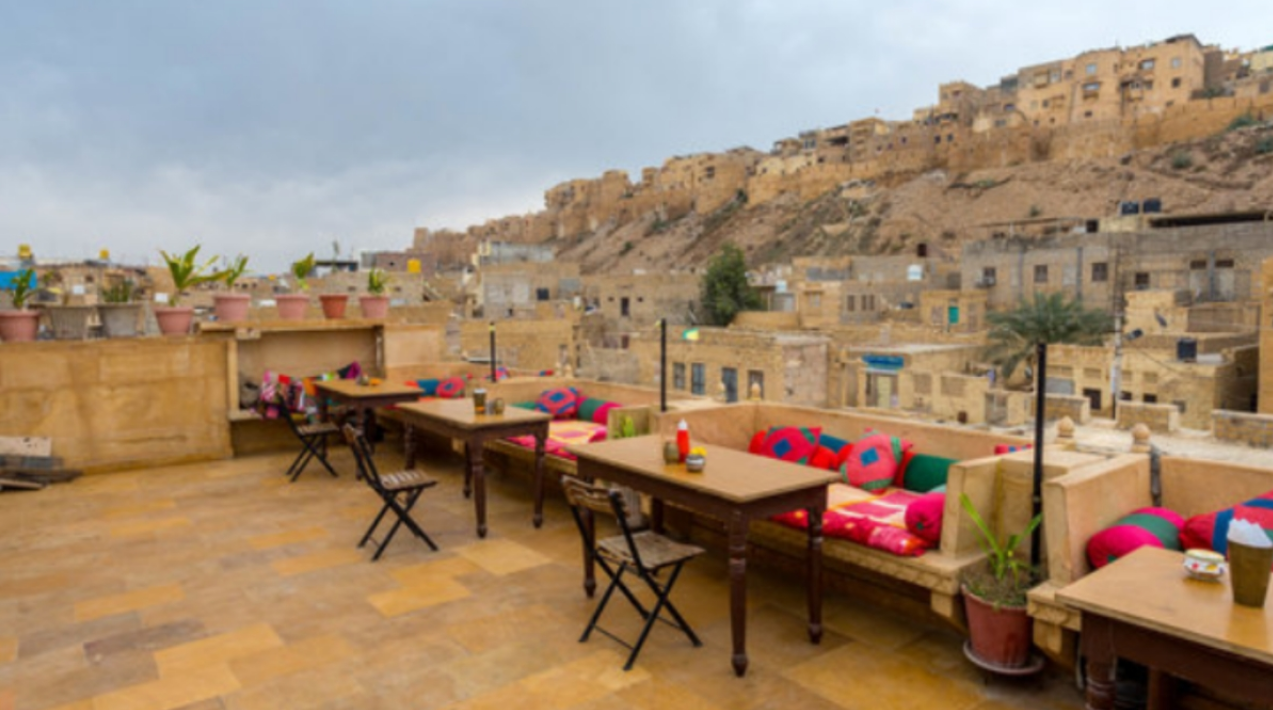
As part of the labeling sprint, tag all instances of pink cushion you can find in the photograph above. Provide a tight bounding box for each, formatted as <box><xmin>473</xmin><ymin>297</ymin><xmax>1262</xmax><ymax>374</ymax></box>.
<box><xmin>1087</xmin><ymin>507</ymin><xmax>1185</xmax><ymax>570</ymax></box>
<box><xmin>536</xmin><ymin>387</ymin><xmax>581</xmax><ymax>419</ymax></box>
<box><xmin>436</xmin><ymin>376</ymin><xmax>466</xmax><ymax>399</ymax></box>
<box><xmin>1181</xmin><ymin>491</ymin><xmax>1273</xmax><ymax>555</ymax></box>
<box><xmin>591</xmin><ymin>401</ymin><xmax>621</xmax><ymax>425</ymax></box>
<box><xmin>904</xmin><ymin>492</ymin><xmax>946</xmax><ymax>545</ymax></box>
<box><xmin>757</xmin><ymin>426</ymin><xmax>822</xmax><ymax>465</ymax></box>
<box><xmin>840</xmin><ymin>433</ymin><xmax>904</xmax><ymax>492</ymax></box>
<box><xmin>807</xmin><ymin>445</ymin><xmax>838</xmax><ymax>471</ymax></box>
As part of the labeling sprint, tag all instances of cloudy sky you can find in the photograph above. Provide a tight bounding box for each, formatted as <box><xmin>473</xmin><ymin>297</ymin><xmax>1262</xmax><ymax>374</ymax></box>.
<box><xmin>1</xmin><ymin>1</ymin><xmax>1268</xmax><ymax>271</ymax></box>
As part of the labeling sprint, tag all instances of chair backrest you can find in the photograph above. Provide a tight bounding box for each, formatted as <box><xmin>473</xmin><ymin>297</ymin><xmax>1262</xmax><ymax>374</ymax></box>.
<box><xmin>342</xmin><ymin>424</ymin><xmax>384</xmax><ymax>491</ymax></box>
<box><xmin>560</xmin><ymin>475</ymin><xmax>645</xmax><ymax>569</ymax></box>
<box><xmin>274</xmin><ymin>392</ymin><xmax>306</xmax><ymax>437</ymax></box>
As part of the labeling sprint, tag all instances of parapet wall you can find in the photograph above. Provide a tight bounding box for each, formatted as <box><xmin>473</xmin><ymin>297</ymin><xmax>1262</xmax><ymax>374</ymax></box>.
<box><xmin>1212</xmin><ymin>409</ymin><xmax>1273</xmax><ymax>448</ymax></box>
<box><xmin>1116</xmin><ymin>401</ymin><xmax>1180</xmax><ymax>433</ymax></box>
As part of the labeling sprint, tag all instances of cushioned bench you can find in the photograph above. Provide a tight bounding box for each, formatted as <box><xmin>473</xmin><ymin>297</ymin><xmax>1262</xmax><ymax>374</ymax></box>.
<box><xmin>652</xmin><ymin>402</ymin><xmax>1040</xmax><ymax>625</ymax></box>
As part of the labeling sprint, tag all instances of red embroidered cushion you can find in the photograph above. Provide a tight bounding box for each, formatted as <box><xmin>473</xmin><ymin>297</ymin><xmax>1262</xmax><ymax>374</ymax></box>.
<box><xmin>905</xmin><ymin>491</ymin><xmax>946</xmax><ymax>545</ymax></box>
<box><xmin>1181</xmin><ymin>491</ymin><xmax>1273</xmax><ymax>554</ymax></box>
<box><xmin>757</xmin><ymin>426</ymin><xmax>822</xmax><ymax>465</ymax></box>
<box><xmin>1087</xmin><ymin>507</ymin><xmax>1184</xmax><ymax>570</ymax></box>
<box><xmin>840</xmin><ymin>433</ymin><xmax>906</xmax><ymax>492</ymax></box>
<box><xmin>807</xmin><ymin>445</ymin><xmax>839</xmax><ymax>471</ymax></box>
<box><xmin>436</xmin><ymin>376</ymin><xmax>466</xmax><ymax>399</ymax></box>
<box><xmin>748</xmin><ymin>431</ymin><xmax>767</xmax><ymax>454</ymax></box>
<box><xmin>536</xmin><ymin>387</ymin><xmax>581</xmax><ymax>419</ymax></box>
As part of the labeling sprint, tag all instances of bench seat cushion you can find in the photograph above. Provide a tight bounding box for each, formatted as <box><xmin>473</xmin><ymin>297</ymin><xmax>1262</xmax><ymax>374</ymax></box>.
<box><xmin>505</xmin><ymin>420</ymin><xmax>607</xmax><ymax>462</ymax></box>
<box><xmin>772</xmin><ymin>484</ymin><xmax>932</xmax><ymax>557</ymax></box>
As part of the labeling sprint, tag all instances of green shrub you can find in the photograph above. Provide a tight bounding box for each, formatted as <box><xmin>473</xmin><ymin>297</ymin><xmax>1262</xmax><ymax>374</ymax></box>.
<box><xmin>1171</xmin><ymin>151</ymin><xmax>1194</xmax><ymax>170</ymax></box>
<box><xmin>1228</xmin><ymin>113</ymin><xmax>1258</xmax><ymax>131</ymax></box>
<box><xmin>1257</xmin><ymin>137</ymin><xmax>1273</xmax><ymax>155</ymax></box>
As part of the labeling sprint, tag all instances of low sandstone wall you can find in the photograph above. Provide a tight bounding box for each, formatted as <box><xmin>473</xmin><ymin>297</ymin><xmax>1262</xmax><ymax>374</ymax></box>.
<box><xmin>0</xmin><ymin>337</ymin><xmax>232</xmax><ymax>472</ymax></box>
<box><xmin>1045</xmin><ymin>394</ymin><xmax>1091</xmax><ymax>424</ymax></box>
<box><xmin>1117</xmin><ymin>401</ymin><xmax>1179</xmax><ymax>433</ymax></box>
<box><xmin>1212</xmin><ymin>410</ymin><xmax>1273</xmax><ymax>448</ymax></box>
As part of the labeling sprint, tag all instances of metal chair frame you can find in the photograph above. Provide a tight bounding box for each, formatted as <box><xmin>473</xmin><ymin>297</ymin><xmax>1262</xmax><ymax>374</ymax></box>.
<box><xmin>344</xmin><ymin>424</ymin><xmax>439</xmax><ymax>561</ymax></box>
<box><xmin>277</xmin><ymin>394</ymin><xmax>340</xmax><ymax>482</ymax></box>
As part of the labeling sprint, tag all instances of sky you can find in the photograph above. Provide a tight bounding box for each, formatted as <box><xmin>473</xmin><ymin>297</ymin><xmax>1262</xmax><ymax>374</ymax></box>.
<box><xmin>1</xmin><ymin>1</ymin><xmax>1269</xmax><ymax>272</ymax></box>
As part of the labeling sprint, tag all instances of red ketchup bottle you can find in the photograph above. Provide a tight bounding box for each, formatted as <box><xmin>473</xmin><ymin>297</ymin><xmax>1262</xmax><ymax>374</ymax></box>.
<box><xmin>676</xmin><ymin>419</ymin><xmax>690</xmax><ymax>463</ymax></box>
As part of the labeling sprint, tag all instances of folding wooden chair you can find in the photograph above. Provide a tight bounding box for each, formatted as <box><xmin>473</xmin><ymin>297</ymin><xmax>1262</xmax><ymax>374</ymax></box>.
<box><xmin>343</xmin><ymin>424</ymin><xmax>439</xmax><ymax>561</ymax></box>
<box><xmin>277</xmin><ymin>394</ymin><xmax>340</xmax><ymax>482</ymax></box>
<box><xmin>561</xmin><ymin>475</ymin><xmax>704</xmax><ymax>670</ymax></box>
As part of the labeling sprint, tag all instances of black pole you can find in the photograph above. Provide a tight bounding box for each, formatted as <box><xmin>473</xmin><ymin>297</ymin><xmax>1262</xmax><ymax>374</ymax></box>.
<box><xmin>489</xmin><ymin>321</ymin><xmax>497</xmax><ymax>381</ymax></box>
<box><xmin>660</xmin><ymin>319</ymin><xmax>668</xmax><ymax>413</ymax></box>
<box><xmin>1030</xmin><ymin>341</ymin><xmax>1047</xmax><ymax>567</ymax></box>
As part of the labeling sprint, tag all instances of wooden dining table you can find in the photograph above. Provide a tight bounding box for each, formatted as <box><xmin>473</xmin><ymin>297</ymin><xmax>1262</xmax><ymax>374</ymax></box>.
<box><xmin>1057</xmin><ymin>546</ymin><xmax>1273</xmax><ymax>710</ymax></box>
<box><xmin>395</xmin><ymin>398</ymin><xmax>551</xmax><ymax>538</ymax></box>
<box><xmin>313</xmin><ymin>380</ymin><xmax>423</xmax><ymax>432</ymax></box>
<box><xmin>569</xmin><ymin>435</ymin><xmax>837</xmax><ymax>677</ymax></box>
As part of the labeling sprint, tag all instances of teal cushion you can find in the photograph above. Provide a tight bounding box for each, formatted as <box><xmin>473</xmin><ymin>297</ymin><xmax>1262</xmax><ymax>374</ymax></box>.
<box><xmin>902</xmin><ymin>454</ymin><xmax>957</xmax><ymax>493</ymax></box>
<box><xmin>416</xmin><ymin>378</ymin><xmax>440</xmax><ymax>396</ymax></box>
<box><xmin>577</xmin><ymin>397</ymin><xmax>609</xmax><ymax>423</ymax></box>
<box><xmin>511</xmin><ymin>401</ymin><xmax>537</xmax><ymax>411</ymax></box>
<box><xmin>818</xmin><ymin>433</ymin><xmax>850</xmax><ymax>454</ymax></box>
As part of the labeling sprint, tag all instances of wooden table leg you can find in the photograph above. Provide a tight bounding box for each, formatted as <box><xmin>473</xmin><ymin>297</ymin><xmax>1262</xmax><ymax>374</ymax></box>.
<box><xmin>532</xmin><ymin>428</ymin><xmax>546</xmax><ymax>528</ymax></box>
<box><xmin>728</xmin><ymin>511</ymin><xmax>749</xmax><ymax>677</ymax></box>
<box><xmin>1147</xmin><ymin>669</ymin><xmax>1177</xmax><ymax>710</ymax></box>
<box><xmin>470</xmin><ymin>440</ymin><xmax>488</xmax><ymax>538</ymax></box>
<box><xmin>404</xmin><ymin>425</ymin><xmax>416</xmax><ymax>469</ymax></box>
<box><xmin>807</xmin><ymin>507</ymin><xmax>824</xmax><ymax>644</ymax></box>
<box><xmin>462</xmin><ymin>442</ymin><xmax>473</xmax><ymax>499</ymax></box>
<box><xmin>1082</xmin><ymin>616</ymin><xmax>1117</xmax><ymax>710</ymax></box>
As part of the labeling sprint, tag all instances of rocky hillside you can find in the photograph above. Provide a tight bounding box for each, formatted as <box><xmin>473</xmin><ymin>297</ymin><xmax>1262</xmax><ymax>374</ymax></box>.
<box><xmin>554</xmin><ymin>120</ymin><xmax>1273</xmax><ymax>274</ymax></box>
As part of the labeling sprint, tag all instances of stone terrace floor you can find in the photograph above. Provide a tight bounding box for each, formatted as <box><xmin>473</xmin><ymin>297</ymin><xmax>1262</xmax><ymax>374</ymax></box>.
<box><xmin>0</xmin><ymin>449</ymin><xmax>1083</xmax><ymax>710</ymax></box>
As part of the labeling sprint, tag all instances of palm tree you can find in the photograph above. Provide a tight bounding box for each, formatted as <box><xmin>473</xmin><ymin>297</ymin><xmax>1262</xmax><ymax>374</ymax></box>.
<box><xmin>985</xmin><ymin>292</ymin><xmax>1112</xmax><ymax>384</ymax></box>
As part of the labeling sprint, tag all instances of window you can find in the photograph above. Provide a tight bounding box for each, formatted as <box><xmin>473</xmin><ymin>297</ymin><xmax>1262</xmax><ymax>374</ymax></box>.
<box><xmin>1086</xmin><ymin>63</ymin><xmax>1097</xmax><ymax>75</ymax></box>
<box><xmin>1143</xmin><ymin>394</ymin><xmax>1158</xmax><ymax>404</ymax></box>
<box><xmin>1120</xmin><ymin>392</ymin><xmax>1133</xmax><ymax>402</ymax></box>
<box><xmin>1190</xmin><ymin>260</ymin><xmax>1207</xmax><ymax>270</ymax></box>
<box><xmin>1092</xmin><ymin>262</ymin><xmax>1109</xmax><ymax>282</ymax></box>
<box><xmin>747</xmin><ymin>370</ymin><xmax>764</xmax><ymax>399</ymax></box>
<box><xmin>1140</xmin><ymin>59</ymin><xmax>1155</xmax><ymax>71</ymax></box>
<box><xmin>1135</xmin><ymin>272</ymin><xmax>1150</xmax><ymax>289</ymax></box>
<box><xmin>1174</xmin><ymin>400</ymin><xmax>1187</xmax><ymax>414</ymax></box>
<box><xmin>982</xmin><ymin>267</ymin><xmax>997</xmax><ymax>284</ymax></box>
<box><xmin>722</xmin><ymin>367</ymin><xmax>738</xmax><ymax>403</ymax></box>
<box><xmin>1216</xmin><ymin>259</ymin><xmax>1235</xmax><ymax>269</ymax></box>
<box><xmin>1143</xmin><ymin>80</ymin><xmax>1154</xmax><ymax>91</ymax></box>
<box><xmin>1171</xmin><ymin>57</ymin><xmax>1182</xmax><ymax>69</ymax></box>
<box><xmin>1034</xmin><ymin>264</ymin><xmax>1049</xmax><ymax>283</ymax></box>
<box><xmin>846</xmin><ymin>295</ymin><xmax>856</xmax><ymax>312</ymax></box>
<box><xmin>620</xmin><ymin>297</ymin><xmax>630</xmax><ymax>317</ymax></box>
<box><xmin>535</xmin><ymin>287</ymin><xmax>550</xmax><ymax>301</ymax></box>
<box><xmin>862</xmin><ymin>294</ymin><xmax>877</xmax><ymax>311</ymax></box>
<box><xmin>691</xmin><ymin>363</ymin><xmax>705</xmax><ymax>395</ymax></box>
<box><xmin>1083</xmin><ymin>82</ymin><xmax>1101</xmax><ymax>93</ymax></box>
<box><xmin>703</xmin><ymin>166</ymin><xmax>716</xmax><ymax>180</ymax></box>
<box><xmin>808</xmin><ymin>294</ymin><xmax>822</xmax><ymax>309</ymax></box>
<box><xmin>1172</xmin><ymin>77</ymin><xmax>1182</xmax><ymax>88</ymax></box>
<box><xmin>673</xmin><ymin>363</ymin><xmax>686</xmax><ymax>390</ymax></box>
<box><xmin>1084</xmin><ymin>110</ymin><xmax>1093</xmax><ymax>118</ymax></box>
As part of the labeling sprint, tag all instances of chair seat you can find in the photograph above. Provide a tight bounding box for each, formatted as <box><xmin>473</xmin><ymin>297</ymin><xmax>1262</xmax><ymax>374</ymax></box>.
<box><xmin>378</xmin><ymin>469</ymin><xmax>438</xmax><ymax>492</ymax></box>
<box><xmin>296</xmin><ymin>421</ymin><xmax>340</xmax><ymax>437</ymax></box>
<box><xmin>598</xmin><ymin>531</ymin><xmax>704</xmax><ymax>570</ymax></box>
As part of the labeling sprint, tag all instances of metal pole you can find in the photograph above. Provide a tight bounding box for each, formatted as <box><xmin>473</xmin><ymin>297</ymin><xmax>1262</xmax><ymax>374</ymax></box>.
<box><xmin>1031</xmin><ymin>341</ymin><xmax>1047</xmax><ymax>568</ymax></box>
<box><xmin>660</xmin><ymin>319</ymin><xmax>668</xmax><ymax>413</ymax></box>
<box><xmin>489</xmin><ymin>321</ymin><xmax>496</xmax><ymax>381</ymax></box>
<box><xmin>1110</xmin><ymin>312</ymin><xmax>1122</xmax><ymax>421</ymax></box>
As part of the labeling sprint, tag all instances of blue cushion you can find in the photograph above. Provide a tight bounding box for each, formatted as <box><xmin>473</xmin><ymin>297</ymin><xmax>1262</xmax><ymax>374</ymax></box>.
<box><xmin>416</xmin><ymin>378</ymin><xmax>440</xmax><ymax>396</ymax></box>
<box><xmin>818</xmin><ymin>433</ymin><xmax>850</xmax><ymax>454</ymax></box>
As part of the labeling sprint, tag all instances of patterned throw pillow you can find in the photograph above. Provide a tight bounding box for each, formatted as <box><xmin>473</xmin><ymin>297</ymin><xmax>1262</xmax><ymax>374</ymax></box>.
<box><xmin>840</xmin><ymin>433</ymin><xmax>906</xmax><ymax>492</ymax></box>
<box><xmin>436</xmin><ymin>376</ymin><xmax>466</xmax><ymax>399</ymax></box>
<box><xmin>1181</xmin><ymin>491</ymin><xmax>1273</xmax><ymax>554</ymax></box>
<box><xmin>757</xmin><ymin>426</ymin><xmax>823</xmax><ymax>465</ymax></box>
<box><xmin>536</xmin><ymin>387</ymin><xmax>581</xmax><ymax>419</ymax></box>
<box><xmin>1087</xmin><ymin>507</ymin><xmax>1185</xmax><ymax>570</ymax></box>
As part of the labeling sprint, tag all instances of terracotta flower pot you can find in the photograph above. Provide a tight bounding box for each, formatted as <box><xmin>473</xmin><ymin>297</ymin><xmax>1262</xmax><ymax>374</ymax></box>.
<box><xmin>275</xmin><ymin>294</ymin><xmax>309</xmax><ymax>320</ymax></box>
<box><xmin>0</xmin><ymin>310</ymin><xmax>40</xmax><ymax>342</ymax></box>
<box><xmin>153</xmin><ymin>306</ymin><xmax>195</xmax><ymax>336</ymax></box>
<box><xmin>359</xmin><ymin>295</ymin><xmax>389</xmax><ymax>319</ymax></box>
<box><xmin>213</xmin><ymin>293</ymin><xmax>251</xmax><ymax>323</ymax></box>
<box><xmin>319</xmin><ymin>294</ymin><xmax>348</xmax><ymax>319</ymax></box>
<box><xmin>98</xmin><ymin>303</ymin><xmax>142</xmax><ymax>338</ymax></box>
<box><xmin>962</xmin><ymin>585</ymin><xmax>1032</xmax><ymax>668</ymax></box>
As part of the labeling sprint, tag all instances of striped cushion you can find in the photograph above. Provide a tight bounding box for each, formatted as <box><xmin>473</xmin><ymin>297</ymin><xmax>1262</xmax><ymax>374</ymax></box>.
<box><xmin>1087</xmin><ymin>507</ymin><xmax>1184</xmax><ymax>570</ymax></box>
<box><xmin>1181</xmin><ymin>491</ymin><xmax>1273</xmax><ymax>554</ymax></box>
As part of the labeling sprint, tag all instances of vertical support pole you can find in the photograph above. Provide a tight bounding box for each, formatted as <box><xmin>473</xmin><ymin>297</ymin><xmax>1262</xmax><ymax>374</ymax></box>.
<box><xmin>1031</xmin><ymin>341</ymin><xmax>1047</xmax><ymax>568</ymax></box>
<box><xmin>1110</xmin><ymin>312</ymin><xmax>1123</xmax><ymax>421</ymax></box>
<box><xmin>660</xmin><ymin>318</ymin><xmax>668</xmax><ymax>413</ymax></box>
<box><xmin>489</xmin><ymin>321</ymin><xmax>496</xmax><ymax>381</ymax></box>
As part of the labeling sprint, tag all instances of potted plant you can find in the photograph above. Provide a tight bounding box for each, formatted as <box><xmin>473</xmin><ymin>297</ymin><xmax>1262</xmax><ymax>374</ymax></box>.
<box><xmin>0</xmin><ymin>269</ymin><xmax>41</xmax><ymax>342</ymax></box>
<box><xmin>155</xmin><ymin>246</ymin><xmax>224</xmax><ymax>335</ymax></box>
<box><xmin>959</xmin><ymin>493</ymin><xmax>1042</xmax><ymax>670</ymax></box>
<box><xmin>359</xmin><ymin>268</ymin><xmax>390</xmax><ymax>319</ymax></box>
<box><xmin>98</xmin><ymin>277</ymin><xmax>143</xmax><ymax>338</ymax></box>
<box><xmin>276</xmin><ymin>253</ymin><xmax>313</xmax><ymax>320</ymax></box>
<box><xmin>213</xmin><ymin>255</ymin><xmax>251</xmax><ymax>323</ymax></box>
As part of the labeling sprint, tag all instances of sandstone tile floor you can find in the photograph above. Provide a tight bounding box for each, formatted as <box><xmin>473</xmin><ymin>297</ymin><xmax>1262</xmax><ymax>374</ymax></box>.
<box><xmin>0</xmin><ymin>449</ymin><xmax>1084</xmax><ymax>709</ymax></box>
